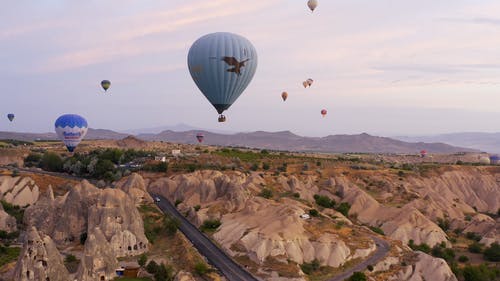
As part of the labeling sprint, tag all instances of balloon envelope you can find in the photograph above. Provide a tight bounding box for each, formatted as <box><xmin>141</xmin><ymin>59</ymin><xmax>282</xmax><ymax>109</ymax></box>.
<box><xmin>420</xmin><ymin>150</ymin><xmax>427</xmax><ymax>157</ymax></box>
<box><xmin>281</xmin><ymin>92</ymin><xmax>288</xmax><ymax>101</ymax></box>
<box><xmin>7</xmin><ymin>114</ymin><xmax>14</xmax><ymax>122</ymax></box>
<box><xmin>101</xmin><ymin>80</ymin><xmax>111</xmax><ymax>91</ymax></box>
<box><xmin>55</xmin><ymin>114</ymin><xmax>88</xmax><ymax>152</ymax></box>
<box><xmin>196</xmin><ymin>133</ymin><xmax>204</xmax><ymax>143</ymax></box>
<box><xmin>307</xmin><ymin>0</ymin><xmax>318</xmax><ymax>12</ymax></box>
<box><xmin>188</xmin><ymin>32</ymin><xmax>258</xmax><ymax>115</ymax></box>
<box><xmin>321</xmin><ymin>109</ymin><xmax>327</xmax><ymax>116</ymax></box>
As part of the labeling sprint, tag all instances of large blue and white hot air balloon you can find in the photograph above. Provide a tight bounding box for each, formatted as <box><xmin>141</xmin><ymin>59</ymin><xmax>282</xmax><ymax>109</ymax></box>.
<box><xmin>54</xmin><ymin>114</ymin><xmax>88</xmax><ymax>152</ymax></box>
<box><xmin>188</xmin><ymin>32</ymin><xmax>258</xmax><ymax>122</ymax></box>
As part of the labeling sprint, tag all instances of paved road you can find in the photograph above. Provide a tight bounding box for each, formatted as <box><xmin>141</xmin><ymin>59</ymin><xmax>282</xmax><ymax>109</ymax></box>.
<box><xmin>328</xmin><ymin>236</ymin><xmax>390</xmax><ymax>281</ymax></box>
<box><xmin>151</xmin><ymin>193</ymin><xmax>259</xmax><ymax>281</ymax></box>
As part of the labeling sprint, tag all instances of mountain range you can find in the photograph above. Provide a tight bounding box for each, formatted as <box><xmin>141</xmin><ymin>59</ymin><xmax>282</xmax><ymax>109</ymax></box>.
<box><xmin>0</xmin><ymin>128</ymin><xmax>479</xmax><ymax>154</ymax></box>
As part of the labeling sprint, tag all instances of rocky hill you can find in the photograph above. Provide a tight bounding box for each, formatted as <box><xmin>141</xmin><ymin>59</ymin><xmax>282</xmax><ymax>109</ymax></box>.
<box><xmin>140</xmin><ymin>130</ymin><xmax>477</xmax><ymax>154</ymax></box>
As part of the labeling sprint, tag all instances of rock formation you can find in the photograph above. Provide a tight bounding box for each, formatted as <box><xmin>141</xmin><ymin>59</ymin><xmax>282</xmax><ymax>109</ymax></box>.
<box><xmin>13</xmin><ymin>227</ymin><xmax>70</xmax><ymax>281</ymax></box>
<box><xmin>0</xmin><ymin>176</ymin><xmax>39</xmax><ymax>206</ymax></box>
<box><xmin>334</xmin><ymin>176</ymin><xmax>448</xmax><ymax>246</ymax></box>
<box><xmin>24</xmin><ymin>180</ymin><xmax>148</xmax><ymax>257</ymax></box>
<box><xmin>148</xmin><ymin>170</ymin><xmax>255</xmax><ymax>213</ymax></box>
<box><xmin>116</xmin><ymin>173</ymin><xmax>153</xmax><ymax>205</ymax></box>
<box><xmin>76</xmin><ymin>227</ymin><xmax>119</xmax><ymax>281</ymax></box>
<box><xmin>88</xmin><ymin>188</ymin><xmax>148</xmax><ymax>257</ymax></box>
<box><xmin>214</xmin><ymin>197</ymin><xmax>362</xmax><ymax>267</ymax></box>
<box><xmin>391</xmin><ymin>252</ymin><xmax>457</xmax><ymax>281</ymax></box>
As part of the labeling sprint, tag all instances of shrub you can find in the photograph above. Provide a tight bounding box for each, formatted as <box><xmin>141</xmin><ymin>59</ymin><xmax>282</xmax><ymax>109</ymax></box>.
<box><xmin>313</xmin><ymin>194</ymin><xmax>335</xmax><ymax>208</ymax></box>
<box><xmin>437</xmin><ymin>217</ymin><xmax>450</xmax><ymax>232</ymax></box>
<box><xmin>348</xmin><ymin>272</ymin><xmax>367</xmax><ymax>281</ymax></box>
<box><xmin>163</xmin><ymin>216</ymin><xmax>180</xmax><ymax>236</ymax></box>
<box><xmin>369</xmin><ymin>226</ymin><xmax>385</xmax><ymax>235</ymax></box>
<box><xmin>146</xmin><ymin>260</ymin><xmax>159</xmax><ymax>274</ymax></box>
<box><xmin>194</xmin><ymin>205</ymin><xmax>201</xmax><ymax>212</ymax></box>
<box><xmin>462</xmin><ymin>264</ymin><xmax>500</xmax><ymax>281</ymax></box>
<box><xmin>24</xmin><ymin>153</ymin><xmax>42</xmax><ymax>166</ymax></box>
<box><xmin>174</xmin><ymin>199</ymin><xmax>183</xmax><ymax>207</ymax></box>
<box><xmin>466</xmin><ymin>232</ymin><xmax>481</xmax><ymax>242</ymax></box>
<box><xmin>458</xmin><ymin>255</ymin><xmax>469</xmax><ymax>263</ymax></box>
<box><xmin>154</xmin><ymin>263</ymin><xmax>174</xmax><ymax>281</ymax></box>
<box><xmin>64</xmin><ymin>254</ymin><xmax>78</xmax><ymax>263</ymax></box>
<box><xmin>408</xmin><ymin>240</ymin><xmax>431</xmax><ymax>254</ymax></box>
<box><xmin>262</xmin><ymin>162</ymin><xmax>270</xmax><ymax>170</ymax></box>
<box><xmin>201</xmin><ymin>219</ymin><xmax>221</xmax><ymax>232</ymax></box>
<box><xmin>468</xmin><ymin>242</ymin><xmax>482</xmax><ymax>254</ymax></box>
<box><xmin>367</xmin><ymin>265</ymin><xmax>374</xmax><ymax>271</ymax></box>
<box><xmin>79</xmin><ymin>232</ymin><xmax>87</xmax><ymax>245</ymax></box>
<box><xmin>336</xmin><ymin>202</ymin><xmax>351</xmax><ymax>217</ymax></box>
<box><xmin>250</xmin><ymin>163</ymin><xmax>259</xmax><ymax>171</ymax></box>
<box><xmin>300</xmin><ymin>259</ymin><xmax>320</xmax><ymax>275</ymax></box>
<box><xmin>483</xmin><ymin>242</ymin><xmax>500</xmax><ymax>262</ymax></box>
<box><xmin>259</xmin><ymin>188</ymin><xmax>273</xmax><ymax>199</ymax></box>
<box><xmin>431</xmin><ymin>245</ymin><xmax>455</xmax><ymax>263</ymax></box>
<box><xmin>292</xmin><ymin>192</ymin><xmax>300</xmax><ymax>198</ymax></box>
<box><xmin>138</xmin><ymin>254</ymin><xmax>148</xmax><ymax>267</ymax></box>
<box><xmin>309</xmin><ymin>209</ymin><xmax>319</xmax><ymax>217</ymax></box>
<box><xmin>194</xmin><ymin>261</ymin><xmax>209</xmax><ymax>275</ymax></box>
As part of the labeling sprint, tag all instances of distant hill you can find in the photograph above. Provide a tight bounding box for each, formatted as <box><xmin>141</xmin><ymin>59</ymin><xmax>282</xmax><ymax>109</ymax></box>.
<box><xmin>139</xmin><ymin>130</ymin><xmax>477</xmax><ymax>154</ymax></box>
<box><xmin>0</xmin><ymin>128</ymin><xmax>128</xmax><ymax>141</ymax></box>
<box><xmin>395</xmin><ymin>132</ymin><xmax>500</xmax><ymax>154</ymax></box>
<box><xmin>1</xmin><ymin>129</ymin><xmax>478</xmax><ymax>154</ymax></box>
<box><xmin>121</xmin><ymin>123</ymin><xmax>234</xmax><ymax>135</ymax></box>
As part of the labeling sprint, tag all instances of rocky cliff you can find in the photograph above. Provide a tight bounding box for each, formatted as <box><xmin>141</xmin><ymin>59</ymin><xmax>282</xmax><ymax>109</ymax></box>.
<box><xmin>13</xmin><ymin>226</ymin><xmax>70</xmax><ymax>281</ymax></box>
<box><xmin>24</xmin><ymin>180</ymin><xmax>148</xmax><ymax>257</ymax></box>
<box><xmin>76</xmin><ymin>227</ymin><xmax>120</xmax><ymax>281</ymax></box>
<box><xmin>0</xmin><ymin>176</ymin><xmax>39</xmax><ymax>207</ymax></box>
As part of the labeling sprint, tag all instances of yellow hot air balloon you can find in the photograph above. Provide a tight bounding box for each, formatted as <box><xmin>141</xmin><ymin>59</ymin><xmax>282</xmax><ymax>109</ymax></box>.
<box><xmin>281</xmin><ymin>92</ymin><xmax>288</xmax><ymax>101</ymax></box>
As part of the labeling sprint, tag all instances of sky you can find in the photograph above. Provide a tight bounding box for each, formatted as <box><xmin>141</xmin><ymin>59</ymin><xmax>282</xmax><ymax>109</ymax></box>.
<box><xmin>2</xmin><ymin>0</ymin><xmax>500</xmax><ymax>137</ymax></box>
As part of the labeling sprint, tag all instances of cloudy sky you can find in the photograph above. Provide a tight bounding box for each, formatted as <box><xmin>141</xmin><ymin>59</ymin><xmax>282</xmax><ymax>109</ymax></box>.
<box><xmin>2</xmin><ymin>0</ymin><xmax>500</xmax><ymax>137</ymax></box>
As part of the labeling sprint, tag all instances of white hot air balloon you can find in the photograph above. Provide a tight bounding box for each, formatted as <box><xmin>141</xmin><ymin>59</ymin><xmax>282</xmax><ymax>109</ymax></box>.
<box><xmin>307</xmin><ymin>0</ymin><xmax>318</xmax><ymax>12</ymax></box>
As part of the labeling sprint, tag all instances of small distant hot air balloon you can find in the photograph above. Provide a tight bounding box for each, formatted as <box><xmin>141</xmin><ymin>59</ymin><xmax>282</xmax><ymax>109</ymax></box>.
<box><xmin>7</xmin><ymin>114</ymin><xmax>14</xmax><ymax>122</ymax></box>
<box><xmin>302</xmin><ymin>81</ymin><xmax>308</xmax><ymax>88</ymax></box>
<box><xmin>489</xmin><ymin>155</ymin><xmax>500</xmax><ymax>165</ymax></box>
<box><xmin>196</xmin><ymin>133</ymin><xmax>204</xmax><ymax>143</ymax></box>
<box><xmin>306</xmin><ymin>78</ymin><xmax>314</xmax><ymax>87</ymax></box>
<box><xmin>307</xmin><ymin>0</ymin><xmax>318</xmax><ymax>12</ymax></box>
<box><xmin>281</xmin><ymin>92</ymin><xmax>288</xmax><ymax>101</ymax></box>
<box><xmin>101</xmin><ymin>80</ymin><xmax>111</xmax><ymax>92</ymax></box>
<box><xmin>55</xmin><ymin>114</ymin><xmax>88</xmax><ymax>152</ymax></box>
<box><xmin>479</xmin><ymin>156</ymin><xmax>491</xmax><ymax>165</ymax></box>
<box><xmin>188</xmin><ymin>32</ymin><xmax>258</xmax><ymax>122</ymax></box>
<box><xmin>321</xmin><ymin>109</ymin><xmax>327</xmax><ymax>117</ymax></box>
<box><xmin>420</xmin><ymin>150</ymin><xmax>427</xmax><ymax>157</ymax></box>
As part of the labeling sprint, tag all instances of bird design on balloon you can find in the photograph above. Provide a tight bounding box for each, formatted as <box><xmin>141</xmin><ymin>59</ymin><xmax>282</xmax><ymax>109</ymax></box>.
<box><xmin>221</xmin><ymin>57</ymin><xmax>250</xmax><ymax>76</ymax></box>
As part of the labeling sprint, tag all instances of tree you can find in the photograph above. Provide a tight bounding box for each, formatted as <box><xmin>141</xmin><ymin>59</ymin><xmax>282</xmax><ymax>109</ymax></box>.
<box><xmin>462</xmin><ymin>264</ymin><xmax>499</xmax><ymax>281</ymax></box>
<box><xmin>259</xmin><ymin>188</ymin><xmax>273</xmax><ymax>199</ymax></box>
<box><xmin>79</xmin><ymin>232</ymin><xmax>87</xmax><ymax>245</ymax></box>
<box><xmin>468</xmin><ymin>242</ymin><xmax>482</xmax><ymax>254</ymax></box>
<box><xmin>146</xmin><ymin>260</ymin><xmax>159</xmax><ymax>274</ymax></box>
<box><xmin>483</xmin><ymin>242</ymin><xmax>500</xmax><ymax>262</ymax></box>
<box><xmin>138</xmin><ymin>254</ymin><xmax>147</xmax><ymax>268</ymax></box>
<box><xmin>194</xmin><ymin>262</ymin><xmax>209</xmax><ymax>275</ymax></box>
<box><xmin>348</xmin><ymin>272</ymin><xmax>367</xmax><ymax>281</ymax></box>
<box><xmin>336</xmin><ymin>202</ymin><xmax>351</xmax><ymax>217</ymax></box>
<box><xmin>40</xmin><ymin>152</ymin><xmax>63</xmax><ymax>172</ymax></box>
